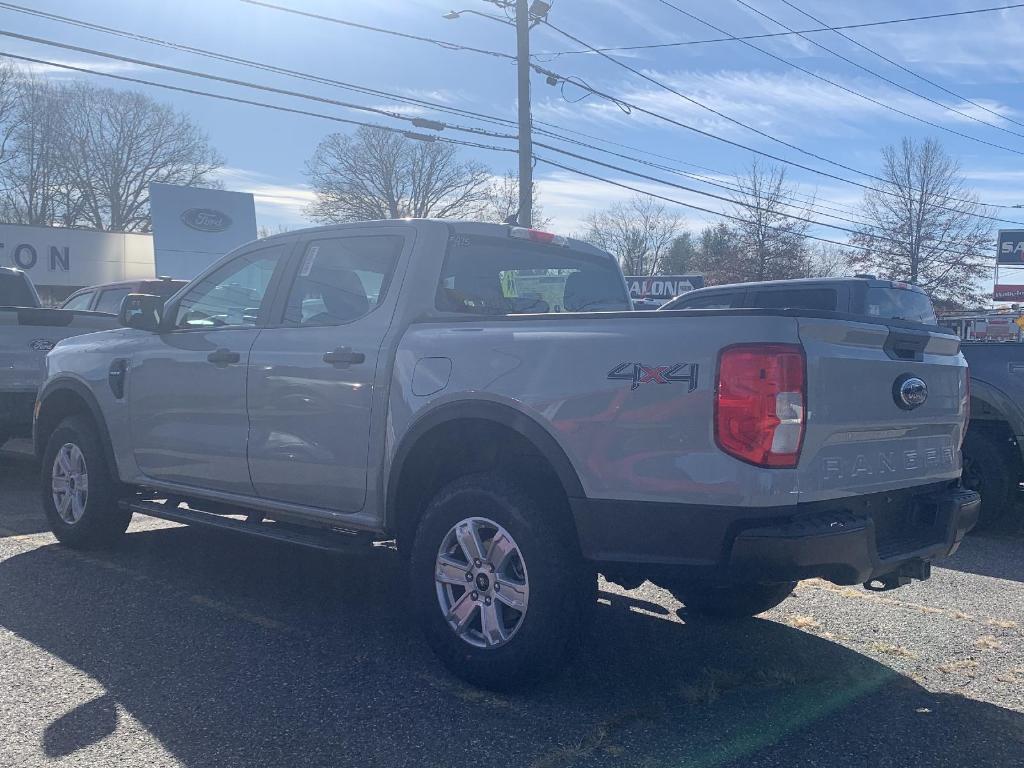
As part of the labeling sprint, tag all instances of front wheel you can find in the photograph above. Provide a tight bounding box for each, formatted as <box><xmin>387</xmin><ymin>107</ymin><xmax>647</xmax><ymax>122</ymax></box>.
<box><xmin>41</xmin><ymin>415</ymin><xmax>131</xmax><ymax>548</ymax></box>
<box><xmin>409</xmin><ymin>473</ymin><xmax>593</xmax><ymax>691</ymax></box>
<box><xmin>666</xmin><ymin>580</ymin><xmax>796</xmax><ymax>619</ymax></box>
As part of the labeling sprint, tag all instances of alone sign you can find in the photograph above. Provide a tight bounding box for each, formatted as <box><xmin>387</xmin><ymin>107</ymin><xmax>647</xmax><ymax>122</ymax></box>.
<box><xmin>625</xmin><ymin>274</ymin><xmax>705</xmax><ymax>301</ymax></box>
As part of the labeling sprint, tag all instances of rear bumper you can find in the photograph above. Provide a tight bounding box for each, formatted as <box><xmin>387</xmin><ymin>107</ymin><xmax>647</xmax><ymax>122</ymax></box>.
<box><xmin>571</xmin><ymin>483</ymin><xmax>980</xmax><ymax>586</ymax></box>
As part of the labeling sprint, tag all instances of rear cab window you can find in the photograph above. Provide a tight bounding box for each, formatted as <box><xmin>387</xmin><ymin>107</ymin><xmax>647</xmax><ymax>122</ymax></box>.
<box><xmin>0</xmin><ymin>271</ymin><xmax>38</xmax><ymax>307</ymax></box>
<box><xmin>664</xmin><ymin>291</ymin><xmax>744</xmax><ymax>310</ymax></box>
<box><xmin>437</xmin><ymin>232</ymin><xmax>629</xmax><ymax>315</ymax></box>
<box><xmin>864</xmin><ymin>284</ymin><xmax>938</xmax><ymax>326</ymax></box>
<box><xmin>750</xmin><ymin>288</ymin><xmax>837</xmax><ymax>311</ymax></box>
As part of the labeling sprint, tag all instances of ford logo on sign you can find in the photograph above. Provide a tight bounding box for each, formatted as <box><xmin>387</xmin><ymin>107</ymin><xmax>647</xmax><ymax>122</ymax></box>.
<box><xmin>181</xmin><ymin>208</ymin><xmax>232</xmax><ymax>232</ymax></box>
<box><xmin>894</xmin><ymin>375</ymin><xmax>928</xmax><ymax>410</ymax></box>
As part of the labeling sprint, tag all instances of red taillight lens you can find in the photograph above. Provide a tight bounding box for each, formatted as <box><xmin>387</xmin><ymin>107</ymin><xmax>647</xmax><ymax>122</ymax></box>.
<box><xmin>715</xmin><ymin>344</ymin><xmax>806</xmax><ymax>468</ymax></box>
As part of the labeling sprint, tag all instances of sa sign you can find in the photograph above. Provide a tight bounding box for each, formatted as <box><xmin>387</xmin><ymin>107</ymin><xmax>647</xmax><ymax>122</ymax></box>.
<box><xmin>997</xmin><ymin>230</ymin><xmax>1024</xmax><ymax>264</ymax></box>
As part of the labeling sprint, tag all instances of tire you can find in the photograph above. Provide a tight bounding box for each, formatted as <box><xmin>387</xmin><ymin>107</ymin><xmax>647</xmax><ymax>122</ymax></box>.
<box><xmin>667</xmin><ymin>580</ymin><xmax>796</xmax><ymax>619</ymax></box>
<box><xmin>962</xmin><ymin>429</ymin><xmax>1015</xmax><ymax>529</ymax></box>
<box><xmin>409</xmin><ymin>472</ymin><xmax>593</xmax><ymax>691</ymax></box>
<box><xmin>40</xmin><ymin>415</ymin><xmax>130</xmax><ymax>549</ymax></box>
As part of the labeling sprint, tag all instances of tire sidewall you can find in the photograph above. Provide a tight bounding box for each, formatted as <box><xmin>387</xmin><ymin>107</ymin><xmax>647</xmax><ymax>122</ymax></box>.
<box><xmin>963</xmin><ymin>431</ymin><xmax>1011</xmax><ymax>527</ymax></box>
<box><xmin>41</xmin><ymin>416</ymin><xmax>127</xmax><ymax>547</ymax></box>
<box><xmin>410</xmin><ymin>473</ymin><xmax>586</xmax><ymax>689</ymax></box>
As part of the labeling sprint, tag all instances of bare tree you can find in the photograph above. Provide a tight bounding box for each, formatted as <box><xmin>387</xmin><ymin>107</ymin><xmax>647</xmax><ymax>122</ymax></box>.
<box><xmin>479</xmin><ymin>171</ymin><xmax>550</xmax><ymax>227</ymax></box>
<box><xmin>729</xmin><ymin>159</ymin><xmax>812</xmax><ymax>281</ymax></box>
<box><xmin>60</xmin><ymin>83</ymin><xmax>222</xmax><ymax>232</ymax></box>
<box><xmin>0</xmin><ymin>76</ymin><xmax>73</xmax><ymax>226</ymax></box>
<box><xmin>583</xmin><ymin>194</ymin><xmax>684</xmax><ymax>275</ymax></box>
<box><xmin>306</xmin><ymin>127</ymin><xmax>491</xmax><ymax>222</ymax></box>
<box><xmin>848</xmin><ymin>137</ymin><xmax>991</xmax><ymax>306</ymax></box>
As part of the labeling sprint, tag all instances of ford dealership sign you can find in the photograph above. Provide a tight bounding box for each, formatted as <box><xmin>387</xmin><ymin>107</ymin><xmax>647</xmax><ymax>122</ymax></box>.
<box><xmin>180</xmin><ymin>208</ymin><xmax>233</xmax><ymax>233</ymax></box>
<box><xmin>625</xmin><ymin>274</ymin><xmax>705</xmax><ymax>301</ymax></box>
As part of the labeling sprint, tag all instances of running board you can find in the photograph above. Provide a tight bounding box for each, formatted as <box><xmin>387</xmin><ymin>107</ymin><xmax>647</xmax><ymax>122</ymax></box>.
<box><xmin>120</xmin><ymin>499</ymin><xmax>376</xmax><ymax>553</ymax></box>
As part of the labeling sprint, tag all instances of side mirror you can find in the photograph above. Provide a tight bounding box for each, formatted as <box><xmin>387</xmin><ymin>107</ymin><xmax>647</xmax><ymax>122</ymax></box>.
<box><xmin>119</xmin><ymin>293</ymin><xmax>164</xmax><ymax>332</ymax></box>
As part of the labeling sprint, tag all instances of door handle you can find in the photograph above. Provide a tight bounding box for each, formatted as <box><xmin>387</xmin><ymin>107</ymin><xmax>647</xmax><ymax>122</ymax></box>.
<box><xmin>207</xmin><ymin>348</ymin><xmax>241</xmax><ymax>365</ymax></box>
<box><xmin>323</xmin><ymin>348</ymin><xmax>365</xmax><ymax>366</ymax></box>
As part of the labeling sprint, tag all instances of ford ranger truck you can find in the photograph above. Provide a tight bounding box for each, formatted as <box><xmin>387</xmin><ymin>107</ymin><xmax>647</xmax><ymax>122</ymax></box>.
<box><xmin>33</xmin><ymin>221</ymin><xmax>979</xmax><ymax>690</ymax></box>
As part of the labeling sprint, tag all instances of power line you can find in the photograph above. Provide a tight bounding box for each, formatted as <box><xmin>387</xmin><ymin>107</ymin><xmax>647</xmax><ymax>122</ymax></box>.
<box><xmin>538</xmin><ymin>20</ymin><xmax>1024</xmax><ymax>224</ymax></box>
<box><xmin>0</xmin><ymin>50</ymin><xmax>517</xmax><ymax>155</ymax></box>
<box><xmin>536</xmin><ymin>155</ymin><xmax>988</xmax><ymax>268</ymax></box>
<box><xmin>535</xmin><ymin>142</ymin><xmax>990</xmax><ymax>264</ymax></box>
<box><xmin>236</xmin><ymin>0</ymin><xmax>515</xmax><ymax>60</ymax></box>
<box><xmin>537</xmin><ymin>3</ymin><xmax>1024</xmax><ymax>57</ymax></box>
<box><xmin>777</xmin><ymin>0</ymin><xmax>1024</xmax><ymax>132</ymax></box>
<box><xmin>0</xmin><ymin>1</ymin><xmax>516</xmax><ymax>130</ymax></box>
<box><xmin>0</xmin><ymin>30</ymin><xmax>517</xmax><ymax>141</ymax></box>
<box><xmin>732</xmin><ymin>0</ymin><xmax>1024</xmax><ymax>141</ymax></box>
<box><xmin>0</xmin><ymin>2</ymin><xmax>863</xmax><ymax>222</ymax></box>
<box><xmin>653</xmin><ymin>0</ymin><xmax>1024</xmax><ymax>156</ymax></box>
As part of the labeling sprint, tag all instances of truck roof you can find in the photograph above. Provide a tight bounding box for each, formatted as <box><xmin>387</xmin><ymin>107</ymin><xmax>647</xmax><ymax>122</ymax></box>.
<box><xmin>679</xmin><ymin>276</ymin><xmax>928</xmax><ymax>294</ymax></box>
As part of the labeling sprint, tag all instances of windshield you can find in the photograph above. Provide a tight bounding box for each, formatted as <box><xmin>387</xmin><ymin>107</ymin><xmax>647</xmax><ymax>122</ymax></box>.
<box><xmin>865</xmin><ymin>286</ymin><xmax>937</xmax><ymax>325</ymax></box>
<box><xmin>0</xmin><ymin>270</ymin><xmax>37</xmax><ymax>307</ymax></box>
<box><xmin>437</xmin><ymin>234</ymin><xmax>629</xmax><ymax>315</ymax></box>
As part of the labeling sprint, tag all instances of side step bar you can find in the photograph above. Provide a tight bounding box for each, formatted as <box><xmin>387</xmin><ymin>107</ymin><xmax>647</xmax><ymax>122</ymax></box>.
<box><xmin>120</xmin><ymin>499</ymin><xmax>376</xmax><ymax>553</ymax></box>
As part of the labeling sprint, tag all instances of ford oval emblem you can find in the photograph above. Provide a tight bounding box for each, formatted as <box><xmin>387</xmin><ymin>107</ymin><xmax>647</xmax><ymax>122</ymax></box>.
<box><xmin>181</xmin><ymin>208</ymin><xmax>232</xmax><ymax>232</ymax></box>
<box><xmin>894</xmin><ymin>375</ymin><xmax>928</xmax><ymax>410</ymax></box>
<box><xmin>29</xmin><ymin>338</ymin><xmax>55</xmax><ymax>352</ymax></box>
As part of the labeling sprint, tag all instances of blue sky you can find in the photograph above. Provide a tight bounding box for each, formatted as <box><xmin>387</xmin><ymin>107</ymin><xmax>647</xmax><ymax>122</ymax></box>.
<box><xmin>6</xmin><ymin>0</ymin><xmax>1024</xmax><ymax>266</ymax></box>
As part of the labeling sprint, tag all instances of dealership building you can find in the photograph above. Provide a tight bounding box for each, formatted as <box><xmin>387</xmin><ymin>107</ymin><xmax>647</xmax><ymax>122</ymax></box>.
<box><xmin>0</xmin><ymin>223</ymin><xmax>155</xmax><ymax>306</ymax></box>
<box><xmin>1</xmin><ymin>184</ymin><xmax>259</xmax><ymax>306</ymax></box>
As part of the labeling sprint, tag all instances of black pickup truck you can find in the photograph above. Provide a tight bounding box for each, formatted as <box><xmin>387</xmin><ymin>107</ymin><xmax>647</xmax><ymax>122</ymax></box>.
<box><xmin>663</xmin><ymin>277</ymin><xmax>1023</xmax><ymax>528</ymax></box>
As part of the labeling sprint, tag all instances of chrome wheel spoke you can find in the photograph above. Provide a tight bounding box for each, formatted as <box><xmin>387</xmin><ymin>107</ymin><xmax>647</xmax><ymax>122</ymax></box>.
<box><xmin>479</xmin><ymin>601</ymin><xmax>506</xmax><ymax>646</ymax></box>
<box><xmin>447</xmin><ymin>591</ymin><xmax>478</xmax><ymax>635</ymax></box>
<box><xmin>56</xmin><ymin>490</ymin><xmax>72</xmax><ymax>518</ymax></box>
<box><xmin>455</xmin><ymin>519</ymin><xmax>486</xmax><ymax>563</ymax></box>
<box><xmin>494</xmin><ymin>577</ymin><xmax>528</xmax><ymax>612</ymax></box>
<box><xmin>58</xmin><ymin>447</ymin><xmax>73</xmax><ymax>476</ymax></box>
<box><xmin>435</xmin><ymin>554</ymin><xmax>468</xmax><ymax>586</ymax></box>
<box><xmin>486</xmin><ymin>531</ymin><xmax>516</xmax><ymax>571</ymax></box>
<box><xmin>76</xmin><ymin>473</ymin><xmax>88</xmax><ymax>494</ymax></box>
<box><xmin>52</xmin><ymin>443</ymin><xmax>88</xmax><ymax>525</ymax></box>
<box><xmin>51</xmin><ymin>475</ymin><xmax>69</xmax><ymax>494</ymax></box>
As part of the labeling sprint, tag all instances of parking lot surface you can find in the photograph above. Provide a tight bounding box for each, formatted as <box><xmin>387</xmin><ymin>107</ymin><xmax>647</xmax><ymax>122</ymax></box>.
<box><xmin>2</xmin><ymin>442</ymin><xmax>1023</xmax><ymax>768</ymax></box>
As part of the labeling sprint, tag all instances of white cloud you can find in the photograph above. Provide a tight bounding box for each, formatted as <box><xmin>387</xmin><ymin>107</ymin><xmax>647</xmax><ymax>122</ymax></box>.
<box><xmin>215</xmin><ymin>167</ymin><xmax>315</xmax><ymax>229</ymax></box>
<box><xmin>17</xmin><ymin>58</ymin><xmax>148</xmax><ymax>79</ymax></box>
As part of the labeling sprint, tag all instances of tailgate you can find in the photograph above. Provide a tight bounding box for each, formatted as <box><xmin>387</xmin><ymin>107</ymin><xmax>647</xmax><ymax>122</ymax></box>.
<box><xmin>797</xmin><ymin>317</ymin><xmax>967</xmax><ymax>502</ymax></box>
<box><xmin>0</xmin><ymin>308</ymin><xmax>117</xmax><ymax>391</ymax></box>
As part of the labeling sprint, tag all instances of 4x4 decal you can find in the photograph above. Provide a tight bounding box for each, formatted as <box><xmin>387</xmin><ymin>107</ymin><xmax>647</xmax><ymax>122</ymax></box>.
<box><xmin>607</xmin><ymin>362</ymin><xmax>699</xmax><ymax>391</ymax></box>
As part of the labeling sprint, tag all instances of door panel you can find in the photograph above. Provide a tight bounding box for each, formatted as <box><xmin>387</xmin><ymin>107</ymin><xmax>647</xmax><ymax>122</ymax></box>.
<box><xmin>247</xmin><ymin>232</ymin><xmax>406</xmax><ymax>512</ymax></box>
<box><xmin>129</xmin><ymin>243</ymin><xmax>289</xmax><ymax>494</ymax></box>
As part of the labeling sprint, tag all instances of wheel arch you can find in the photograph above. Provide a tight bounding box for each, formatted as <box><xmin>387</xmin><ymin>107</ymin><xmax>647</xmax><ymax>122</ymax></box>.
<box><xmin>35</xmin><ymin>378</ymin><xmax>118</xmax><ymax>475</ymax></box>
<box><xmin>386</xmin><ymin>400</ymin><xmax>585</xmax><ymax>552</ymax></box>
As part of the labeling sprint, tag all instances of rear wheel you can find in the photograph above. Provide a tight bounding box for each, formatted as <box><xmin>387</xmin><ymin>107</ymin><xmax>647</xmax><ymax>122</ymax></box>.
<box><xmin>41</xmin><ymin>415</ymin><xmax>130</xmax><ymax>548</ymax></box>
<box><xmin>410</xmin><ymin>473</ymin><xmax>593</xmax><ymax>690</ymax></box>
<box><xmin>962</xmin><ymin>429</ymin><xmax>1016</xmax><ymax>529</ymax></box>
<box><xmin>666</xmin><ymin>580</ymin><xmax>796</xmax><ymax>619</ymax></box>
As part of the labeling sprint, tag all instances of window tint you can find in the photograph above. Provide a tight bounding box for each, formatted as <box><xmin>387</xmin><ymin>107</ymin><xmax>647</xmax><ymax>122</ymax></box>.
<box><xmin>61</xmin><ymin>291</ymin><xmax>94</xmax><ymax>311</ymax></box>
<box><xmin>94</xmin><ymin>288</ymin><xmax>133</xmax><ymax>314</ymax></box>
<box><xmin>282</xmin><ymin>236</ymin><xmax>402</xmax><ymax>326</ymax></box>
<box><xmin>174</xmin><ymin>245</ymin><xmax>284</xmax><ymax>329</ymax></box>
<box><xmin>437</xmin><ymin>234</ymin><xmax>629</xmax><ymax>315</ymax></box>
<box><xmin>865</xmin><ymin>286</ymin><xmax>937</xmax><ymax>325</ymax></box>
<box><xmin>750</xmin><ymin>288</ymin><xmax>837</xmax><ymax>311</ymax></box>
<box><xmin>669</xmin><ymin>292</ymin><xmax>742</xmax><ymax>310</ymax></box>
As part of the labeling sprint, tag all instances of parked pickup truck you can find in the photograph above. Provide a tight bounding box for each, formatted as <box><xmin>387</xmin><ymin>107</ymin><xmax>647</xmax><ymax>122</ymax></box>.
<box><xmin>959</xmin><ymin>342</ymin><xmax>1024</xmax><ymax>527</ymax></box>
<box><xmin>0</xmin><ymin>267</ymin><xmax>118</xmax><ymax>448</ymax></box>
<box><xmin>663</xmin><ymin>277</ymin><xmax>1021</xmax><ymax>529</ymax></box>
<box><xmin>34</xmin><ymin>221</ymin><xmax>979</xmax><ymax>689</ymax></box>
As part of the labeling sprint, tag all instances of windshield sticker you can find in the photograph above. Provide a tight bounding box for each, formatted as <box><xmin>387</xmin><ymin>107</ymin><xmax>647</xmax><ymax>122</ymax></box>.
<box><xmin>299</xmin><ymin>245</ymin><xmax>320</xmax><ymax>277</ymax></box>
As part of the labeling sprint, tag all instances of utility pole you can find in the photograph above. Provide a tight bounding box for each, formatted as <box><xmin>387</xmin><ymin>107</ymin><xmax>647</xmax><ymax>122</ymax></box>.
<box><xmin>515</xmin><ymin>0</ymin><xmax>533</xmax><ymax>227</ymax></box>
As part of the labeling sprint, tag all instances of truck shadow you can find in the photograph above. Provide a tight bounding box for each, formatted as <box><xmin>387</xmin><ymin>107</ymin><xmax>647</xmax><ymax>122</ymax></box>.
<box><xmin>0</xmin><ymin>525</ymin><xmax>1022</xmax><ymax>767</ymax></box>
<box><xmin>0</xmin><ymin>447</ymin><xmax>49</xmax><ymax>537</ymax></box>
<box><xmin>940</xmin><ymin>529</ymin><xmax>1024</xmax><ymax>583</ymax></box>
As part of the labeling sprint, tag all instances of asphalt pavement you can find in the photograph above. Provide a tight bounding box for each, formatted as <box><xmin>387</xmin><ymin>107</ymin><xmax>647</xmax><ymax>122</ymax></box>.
<box><xmin>1</xmin><ymin>441</ymin><xmax>1022</xmax><ymax>768</ymax></box>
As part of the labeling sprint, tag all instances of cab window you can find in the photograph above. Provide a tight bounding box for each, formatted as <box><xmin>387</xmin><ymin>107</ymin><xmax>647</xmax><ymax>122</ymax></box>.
<box><xmin>61</xmin><ymin>291</ymin><xmax>94</xmax><ymax>311</ymax></box>
<box><xmin>669</xmin><ymin>292</ymin><xmax>743</xmax><ymax>310</ymax></box>
<box><xmin>282</xmin><ymin>236</ymin><xmax>402</xmax><ymax>327</ymax></box>
<box><xmin>173</xmin><ymin>245</ymin><xmax>285</xmax><ymax>329</ymax></box>
<box><xmin>749</xmin><ymin>288</ymin><xmax>837</xmax><ymax>311</ymax></box>
<box><xmin>94</xmin><ymin>288</ymin><xmax>133</xmax><ymax>314</ymax></box>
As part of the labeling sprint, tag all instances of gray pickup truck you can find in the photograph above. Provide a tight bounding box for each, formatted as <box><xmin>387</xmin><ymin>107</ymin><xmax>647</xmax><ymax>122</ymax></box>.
<box><xmin>0</xmin><ymin>267</ymin><xmax>118</xmax><ymax>448</ymax></box>
<box><xmin>34</xmin><ymin>221</ymin><xmax>978</xmax><ymax>688</ymax></box>
<box><xmin>664</xmin><ymin>277</ymin><xmax>1022</xmax><ymax>529</ymax></box>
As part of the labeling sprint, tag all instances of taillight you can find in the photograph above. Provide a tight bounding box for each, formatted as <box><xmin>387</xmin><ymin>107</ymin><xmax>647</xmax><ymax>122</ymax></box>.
<box><xmin>715</xmin><ymin>344</ymin><xmax>806</xmax><ymax>468</ymax></box>
<box><xmin>509</xmin><ymin>227</ymin><xmax>567</xmax><ymax>246</ymax></box>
